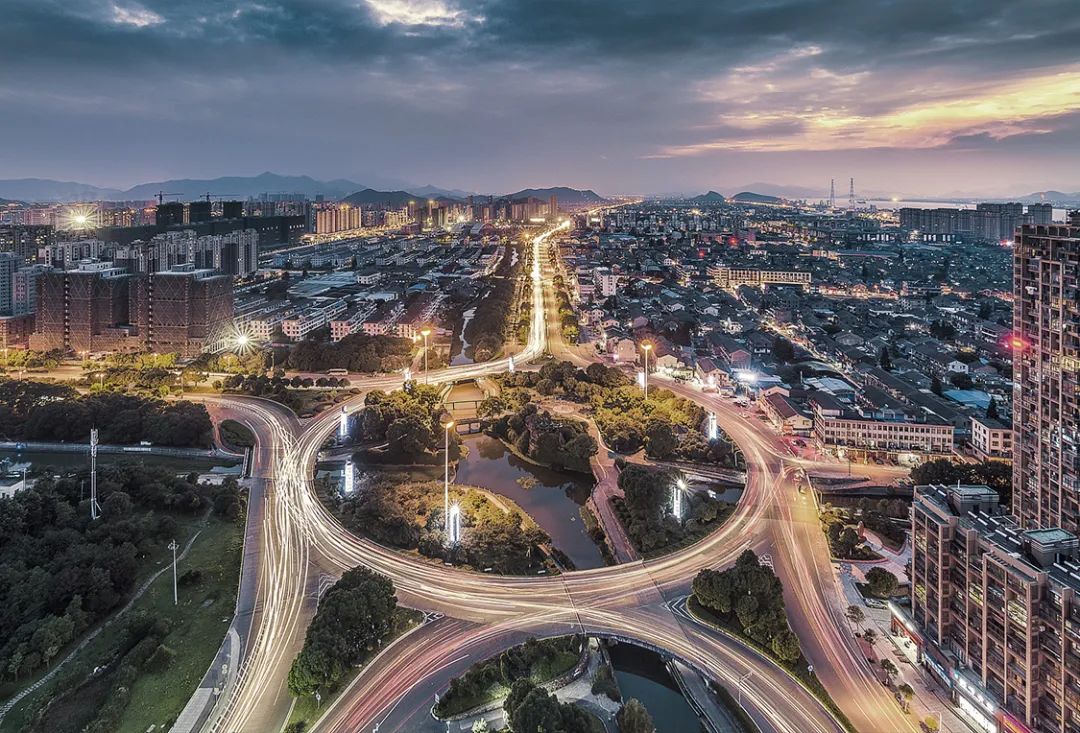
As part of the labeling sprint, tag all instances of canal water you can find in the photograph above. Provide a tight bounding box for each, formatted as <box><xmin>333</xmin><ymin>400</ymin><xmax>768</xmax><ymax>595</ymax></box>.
<box><xmin>607</xmin><ymin>642</ymin><xmax>705</xmax><ymax>733</ymax></box>
<box><xmin>454</xmin><ymin>433</ymin><xmax>605</xmax><ymax>570</ymax></box>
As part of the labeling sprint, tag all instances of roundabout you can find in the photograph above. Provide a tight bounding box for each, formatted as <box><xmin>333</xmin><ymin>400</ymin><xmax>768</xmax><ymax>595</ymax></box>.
<box><xmin>192</xmin><ymin>224</ymin><xmax>917</xmax><ymax>733</ymax></box>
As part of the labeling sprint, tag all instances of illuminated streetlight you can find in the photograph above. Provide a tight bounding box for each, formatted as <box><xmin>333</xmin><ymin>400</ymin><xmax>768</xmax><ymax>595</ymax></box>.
<box><xmin>421</xmin><ymin>328</ymin><xmax>432</xmax><ymax>383</ymax></box>
<box><xmin>448</xmin><ymin>503</ymin><xmax>461</xmax><ymax>545</ymax></box>
<box><xmin>442</xmin><ymin>420</ymin><xmax>454</xmax><ymax>540</ymax></box>
<box><xmin>640</xmin><ymin>341</ymin><xmax>653</xmax><ymax>400</ymax></box>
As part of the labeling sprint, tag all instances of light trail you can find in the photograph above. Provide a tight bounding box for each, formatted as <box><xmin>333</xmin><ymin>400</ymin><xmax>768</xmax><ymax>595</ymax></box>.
<box><xmin>194</xmin><ymin>217</ymin><xmax>920</xmax><ymax>733</ymax></box>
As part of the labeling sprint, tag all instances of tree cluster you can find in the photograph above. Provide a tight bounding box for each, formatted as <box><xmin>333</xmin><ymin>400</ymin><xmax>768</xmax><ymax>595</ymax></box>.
<box><xmin>435</xmin><ymin>636</ymin><xmax>583</xmax><ymax>717</ymax></box>
<box><xmin>615</xmin><ymin>463</ymin><xmax>731</xmax><ymax>554</ymax></box>
<box><xmin>465</xmin><ymin>243</ymin><xmax>524</xmax><ymax>362</ymax></box>
<box><xmin>0</xmin><ymin>467</ymin><xmax>243</xmax><ymax>680</ymax></box>
<box><xmin>287</xmin><ymin>567</ymin><xmax>399</xmax><ymax>697</ymax></box>
<box><xmin>219</xmin><ymin>373</ymin><xmax>352</xmax><ymax>413</ymax></box>
<box><xmin>692</xmin><ymin>550</ymin><xmax>803</xmax><ymax>662</ymax></box>
<box><xmin>501</xmin><ymin>678</ymin><xmax>603</xmax><ymax>733</ymax></box>
<box><xmin>498</xmin><ymin>361</ymin><xmax>729</xmax><ymax>462</ymax></box>
<box><xmin>0</xmin><ymin>380</ymin><xmax>213</xmax><ymax>447</ymax></box>
<box><xmin>910</xmin><ymin>458</ymin><xmax>1012</xmax><ymax>507</ymax></box>
<box><xmin>357</xmin><ymin>384</ymin><xmax>461</xmax><ymax>462</ymax></box>
<box><xmin>488</xmin><ymin>401</ymin><xmax>597</xmax><ymax>473</ymax></box>
<box><xmin>328</xmin><ymin>475</ymin><xmax>549</xmax><ymax>575</ymax></box>
<box><xmin>285</xmin><ymin>333</ymin><xmax>414</xmax><ymax>374</ymax></box>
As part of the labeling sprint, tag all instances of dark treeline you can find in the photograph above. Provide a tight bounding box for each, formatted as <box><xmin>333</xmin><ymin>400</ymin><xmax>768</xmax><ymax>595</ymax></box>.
<box><xmin>0</xmin><ymin>466</ymin><xmax>244</xmax><ymax>680</ymax></box>
<box><xmin>464</xmin><ymin>243</ymin><xmax>523</xmax><ymax>362</ymax></box>
<box><xmin>0</xmin><ymin>380</ymin><xmax>213</xmax><ymax>447</ymax></box>
<box><xmin>285</xmin><ymin>333</ymin><xmax>414</xmax><ymax>374</ymax></box>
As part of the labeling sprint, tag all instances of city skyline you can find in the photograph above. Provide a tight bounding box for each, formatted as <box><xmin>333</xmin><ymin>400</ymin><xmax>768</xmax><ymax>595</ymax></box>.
<box><xmin>3</xmin><ymin>0</ymin><xmax>1080</xmax><ymax>196</ymax></box>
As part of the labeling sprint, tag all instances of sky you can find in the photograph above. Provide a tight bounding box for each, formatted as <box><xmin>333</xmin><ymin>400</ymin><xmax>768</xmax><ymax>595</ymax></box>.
<box><xmin>3</xmin><ymin>0</ymin><xmax>1080</xmax><ymax>197</ymax></box>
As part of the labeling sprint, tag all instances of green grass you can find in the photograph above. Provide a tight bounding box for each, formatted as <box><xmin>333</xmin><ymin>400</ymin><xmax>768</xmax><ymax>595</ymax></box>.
<box><xmin>0</xmin><ymin>517</ymin><xmax>242</xmax><ymax>733</ymax></box>
<box><xmin>112</xmin><ymin>519</ymin><xmax>243</xmax><ymax>733</ymax></box>
<box><xmin>285</xmin><ymin>608</ymin><xmax>423</xmax><ymax>732</ymax></box>
<box><xmin>687</xmin><ymin>597</ymin><xmax>858</xmax><ymax>733</ymax></box>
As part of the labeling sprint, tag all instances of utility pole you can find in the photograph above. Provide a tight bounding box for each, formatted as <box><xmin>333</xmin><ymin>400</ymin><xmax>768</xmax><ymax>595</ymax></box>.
<box><xmin>89</xmin><ymin>428</ymin><xmax>101</xmax><ymax>520</ymax></box>
<box><xmin>169</xmin><ymin>538</ymin><xmax>179</xmax><ymax>605</ymax></box>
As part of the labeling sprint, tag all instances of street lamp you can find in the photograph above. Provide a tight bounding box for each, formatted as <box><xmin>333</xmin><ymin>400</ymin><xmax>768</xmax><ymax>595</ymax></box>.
<box><xmin>640</xmin><ymin>341</ymin><xmax>653</xmax><ymax>400</ymax></box>
<box><xmin>673</xmin><ymin>478</ymin><xmax>685</xmax><ymax>519</ymax></box>
<box><xmin>737</xmin><ymin>670</ymin><xmax>753</xmax><ymax>706</ymax></box>
<box><xmin>442</xmin><ymin>420</ymin><xmax>454</xmax><ymax>539</ymax></box>
<box><xmin>421</xmin><ymin>328</ymin><xmax>432</xmax><ymax>383</ymax></box>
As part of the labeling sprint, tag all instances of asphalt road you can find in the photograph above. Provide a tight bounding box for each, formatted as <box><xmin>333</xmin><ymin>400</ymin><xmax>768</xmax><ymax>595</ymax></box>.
<box><xmin>184</xmin><ymin>221</ymin><xmax>923</xmax><ymax>733</ymax></box>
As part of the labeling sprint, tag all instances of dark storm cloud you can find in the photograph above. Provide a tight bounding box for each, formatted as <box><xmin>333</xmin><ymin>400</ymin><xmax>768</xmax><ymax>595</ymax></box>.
<box><xmin>1</xmin><ymin>0</ymin><xmax>1079</xmax><ymax>194</ymax></box>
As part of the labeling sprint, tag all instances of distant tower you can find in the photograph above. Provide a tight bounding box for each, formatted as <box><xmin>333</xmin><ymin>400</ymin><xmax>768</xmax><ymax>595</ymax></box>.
<box><xmin>829</xmin><ymin>179</ymin><xmax>836</xmax><ymax>209</ymax></box>
<box><xmin>848</xmin><ymin>178</ymin><xmax>856</xmax><ymax>210</ymax></box>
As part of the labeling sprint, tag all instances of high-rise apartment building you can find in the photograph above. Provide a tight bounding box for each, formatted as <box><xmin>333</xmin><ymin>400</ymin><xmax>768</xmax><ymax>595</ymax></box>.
<box><xmin>899</xmin><ymin>211</ymin><xmax>1080</xmax><ymax>733</ymax></box>
<box><xmin>29</xmin><ymin>260</ymin><xmax>135</xmax><ymax>354</ymax></box>
<box><xmin>0</xmin><ymin>224</ymin><xmax>53</xmax><ymax>264</ymax></box>
<box><xmin>132</xmin><ymin>265</ymin><xmax>234</xmax><ymax>357</ymax></box>
<box><xmin>1012</xmin><ymin>212</ymin><xmax>1080</xmax><ymax>532</ymax></box>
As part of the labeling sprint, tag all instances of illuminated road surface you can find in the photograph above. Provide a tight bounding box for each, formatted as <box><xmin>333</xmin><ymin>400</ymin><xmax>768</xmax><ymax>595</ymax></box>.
<box><xmin>194</xmin><ymin>221</ymin><xmax>919</xmax><ymax>733</ymax></box>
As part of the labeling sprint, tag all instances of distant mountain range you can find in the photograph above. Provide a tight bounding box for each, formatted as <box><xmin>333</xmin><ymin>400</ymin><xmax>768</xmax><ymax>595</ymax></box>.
<box><xmin>731</xmin><ymin>191</ymin><xmax>783</xmax><ymax>204</ymax></box>
<box><xmin>687</xmin><ymin>191</ymin><xmax>726</xmax><ymax>204</ymax></box>
<box><xmin>0</xmin><ymin>174</ymin><xmax>610</xmax><ymax>206</ymax></box>
<box><xmin>1008</xmin><ymin>191</ymin><xmax>1080</xmax><ymax>205</ymax></box>
<box><xmin>341</xmin><ymin>189</ymin><xmax>437</xmax><ymax>208</ymax></box>
<box><xmin>503</xmin><ymin>187</ymin><xmax>606</xmax><ymax>205</ymax></box>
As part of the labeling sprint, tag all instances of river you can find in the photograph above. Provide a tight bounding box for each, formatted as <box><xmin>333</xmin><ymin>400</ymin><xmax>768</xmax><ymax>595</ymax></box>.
<box><xmin>607</xmin><ymin>642</ymin><xmax>705</xmax><ymax>733</ymax></box>
<box><xmin>454</xmin><ymin>433</ymin><xmax>606</xmax><ymax>570</ymax></box>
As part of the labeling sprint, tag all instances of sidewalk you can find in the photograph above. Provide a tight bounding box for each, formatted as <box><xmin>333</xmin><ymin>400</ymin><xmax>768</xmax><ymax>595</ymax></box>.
<box><xmin>835</xmin><ymin>564</ymin><xmax>974</xmax><ymax>733</ymax></box>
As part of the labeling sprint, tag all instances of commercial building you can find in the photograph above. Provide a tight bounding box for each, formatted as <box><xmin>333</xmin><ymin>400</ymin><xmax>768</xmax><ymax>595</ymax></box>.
<box><xmin>811</xmin><ymin>392</ymin><xmax>954</xmax><ymax>456</ymax></box>
<box><xmin>1012</xmin><ymin>213</ymin><xmax>1080</xmax><ymax>532</ymax></box>
<box><xmin>971</xmin><ymin>416</ymin><xmax>1013</xmax><ymax>462</ymax></box>
<box><xmin>707</xmin><ymin>265</ymin><xmax>812</xmax><ymax>290</ymax></box>
<box><xmin>905</xmin><ymin>483</ymin><xmax>1080</xmax><ymax>733</ymax></box>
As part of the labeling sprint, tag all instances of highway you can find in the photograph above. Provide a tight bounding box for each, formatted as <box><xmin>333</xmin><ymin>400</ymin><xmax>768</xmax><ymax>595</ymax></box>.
<box><xmin>189</xmin><ymin>221</ymin><xmax>919</xmax><ymax>733</ymax></box>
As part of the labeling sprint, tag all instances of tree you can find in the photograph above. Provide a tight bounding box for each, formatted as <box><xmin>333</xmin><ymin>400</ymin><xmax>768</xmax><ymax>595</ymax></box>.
<box><xmin>845</xmin><ymin>605</ymin><xmax>865</xmax><ymax>630</ymax></box>
<box><xmin>898</xmin><ymin>682</ymin><xmax>915</xmax><ymax>711</ymax></box>
<box><xmin>949</xmin><ymin>371</ymin><xmax>973</xmax><ymax>390</ymax></box>
<box><xmin>866</xmin><ymin>567</ymin><xmax>899</xmax><ymax>598</ymax></box>
<box><xmin>471</xmin><ymin>721</ymin><xmax>489</xmax><ymax>733</ymax></box>
<box><xmin>772</xmin><ymin>336</ymin><xmax>795</xmax><ymax>363</ymax></box>
<box><xmin>863</xmin><ymin>629</ymin><xmax>878</xmax><ymax>646</ymax></box>
<box><xmin>879</xmin><ymin>346</ymin><xmax>892</xmax><ymax>371</ymax></box>
<box><xmin>508</xmin><ymin>687</ymin><xmax>562</xmax><ymax>733</ymax></box>
<box><xmin>986</xmin><ymin>398</ymin><xmax>1000</xmax><ymax>420</ymax></box>
<box><xmin>617</xmin><ymin>699</ymin><xmax>656</xmax><ymax>733</ymax></box>
<box><xmin>880</xmin><ymin>658</ymin><xmax>899</xmax><ymax>684</ymax></box>
<box><xmin>930</xmin><ymin>374</ymin><xmax>943</xmax><ymax>396</ymax></box>
<box><xmin>770</xmin><ymin>628</ymin><xmax>802</xmax><ymax>662</ymax></box>
<box><xmin>924</xmin><ymin>715</ymin><xmax>941</xmax><ymax>732</ymax></box>
<box><xmin>643</xmin><ymin>418</ymin><xmax>678</xmax><ymax>459</ymax></box>
<box><xmin>287</xmin><ymin>567</ymin><xmax>399</xmax><ymax>697</ymax></box>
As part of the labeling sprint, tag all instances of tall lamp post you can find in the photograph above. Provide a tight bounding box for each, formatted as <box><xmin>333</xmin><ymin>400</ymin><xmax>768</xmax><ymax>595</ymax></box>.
<box><xmin>442</xmin><ymin>420</ymin><xmax>454</xmax><ymax>538</ymax></box>
<box><xmin>421</xmin><ymin>328</ymin><xmax>432</xmax><ymax>382</ymax></box>
<box><xmin>640</xmin><ymin>341</ymin><xmax>653</xmax><ymax>401</ymax></box>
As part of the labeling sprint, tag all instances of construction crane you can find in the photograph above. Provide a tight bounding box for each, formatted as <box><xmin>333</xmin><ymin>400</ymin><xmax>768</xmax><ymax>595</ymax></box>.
<box><xmin>202</xmin><ymin>192</ymin><xmax>237</xmax><ymax>202</ymax></box>
<box><xmin>156</xmin><ymin>191</ymin><xmax>182</xmax><ymax>204</ymax></box>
